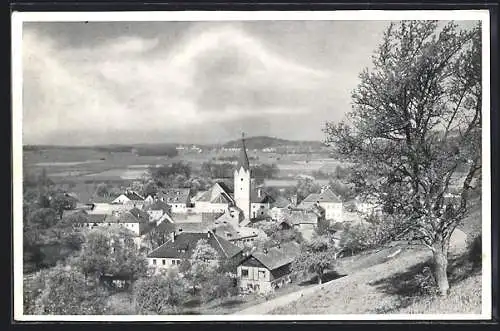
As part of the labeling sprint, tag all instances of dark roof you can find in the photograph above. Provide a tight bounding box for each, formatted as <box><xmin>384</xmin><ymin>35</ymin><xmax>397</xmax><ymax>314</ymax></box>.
<box><xmin>250</xmin><ymin>189</ymin><xmax>275</xmax><ymax>204</ymax></box>
<box><xmin>155</xmin><ymin>220</ymin><xmax>176</xmax><ymax>234</ymax></box>
<box><xmin>123</xmin><ymin>191</ymin><xmax>144</xmax><ymax>201</ymax></box>
<box><xmin>86</xmin><ymin>214</ymin><xmax>108</xmax><ymax>223</ymax></box>
<box><xmin>157</xmin><ymin>188</ymin><xmax>191</xmax><ymax>204</ymax></box>
<box><xmin>236</xmin><ymin>137</ymin><xmax>250</xmax><ymax>171</ymax></box>
<box><xmin>128</xmin><ymin>207</ymin><xmax>150</xmax><ymax>222</ymax></box>
<box><xmin>147</xmin><ymin>232</ymin><xmax>242</xmax><ymax>259</ymax></box>
<box><xmin>273</xmin><ymin>196</ymin><xmax>292</xmax><ymax>208</ymax></box>
<box><xmin>216</xmin><ymin>181</ymin><xmax>233</xmax><ymax>194</ymax></box>
<box><xmin>145</xmin><ymin>201</ymin><xmax>171</xmax><ymax>213</ymax></box>
<box><xmin>299</xmin><ymin>188</ymin><xmax>342</xmax><ymax>206</ymax></box>
<box><xmin>250</xmin><ymin>242</ymin><xmax>301</xmax><ymax>270</ymax></box>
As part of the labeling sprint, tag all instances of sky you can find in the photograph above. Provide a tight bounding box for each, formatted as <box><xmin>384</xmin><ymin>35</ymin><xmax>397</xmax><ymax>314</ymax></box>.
<box><xmin>20</xmin><ymin>20</ymin><xmax>475</xmax><ymax>145</ymax></box>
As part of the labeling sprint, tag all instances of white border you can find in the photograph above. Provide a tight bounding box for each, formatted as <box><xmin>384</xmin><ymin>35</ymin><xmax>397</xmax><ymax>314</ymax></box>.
<box><xmin>11</xmin><ymin>10</ymin><xmax>492</xmax><ymax>322</ymax></box>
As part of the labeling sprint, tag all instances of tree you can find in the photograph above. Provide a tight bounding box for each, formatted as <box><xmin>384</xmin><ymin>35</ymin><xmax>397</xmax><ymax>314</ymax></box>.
<box><xmin>34</xmin><ymin>264</ymin><xmax>108</xmax><ymax>315</ymax></box>
<box><xmin>292</xmin><ymin>236</ymin><xmax>338</xmax><ymax>284</ymax></box>
<box><xmin>95</xmin><ymin>183</ymin><xmax>109</xmax><ymax>197</ymax></box>
<box><xmin>133</xmin><ymin>270</ymin><xmax>186</xmax><ymax>314</ymax></box>
<box><xmin>73</xmin><ymin>226</ymin><xmax>148</xmax><ymax>282</ymax></box>
<box><xmin>324</xmin><ymin>21</ymin><xmax>481</xmax><ymax>295</ymax></box>
<box><xmin>184</xmin><ymin>239</ymin><xmax>220</xmax><ymax>299</ymax></box>
<box><xmin>50</xmin><ymin>194</ymin><xmax>77</xmax><ymax>219</ymax></box>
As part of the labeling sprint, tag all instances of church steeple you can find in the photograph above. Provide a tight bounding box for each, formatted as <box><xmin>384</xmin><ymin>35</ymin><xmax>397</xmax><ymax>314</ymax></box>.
<box><xmin>236</xmin><ymin>132</ymin><xmax>250</xmax><ymax>171</ymax></box>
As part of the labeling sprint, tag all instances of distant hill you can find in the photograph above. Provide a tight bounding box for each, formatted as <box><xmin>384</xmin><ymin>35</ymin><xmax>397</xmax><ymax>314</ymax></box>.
<box><xmin>221</xmin><ymin>136</ymin><xmax>324</xmax><ymax>150</ymax></box>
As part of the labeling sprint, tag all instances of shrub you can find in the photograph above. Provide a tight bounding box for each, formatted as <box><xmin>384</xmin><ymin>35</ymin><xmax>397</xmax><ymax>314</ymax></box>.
<box><xmin>467</xmin><ymin>234</ymin><xmax>482</xmax><ymax>269</ymax></box>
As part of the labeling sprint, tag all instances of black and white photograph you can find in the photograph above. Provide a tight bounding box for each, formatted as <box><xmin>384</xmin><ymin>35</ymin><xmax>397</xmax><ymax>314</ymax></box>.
<box><xmin>11</xmin><ymin>10</ymin><xmax>492</xmax><ymax>321</ymax></box>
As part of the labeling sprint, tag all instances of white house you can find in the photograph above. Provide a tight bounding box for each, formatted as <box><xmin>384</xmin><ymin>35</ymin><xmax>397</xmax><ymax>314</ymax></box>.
<box><xmin>191</xmin><ymin>182</ymin><xmax>234</xmax><ymax>214</ymax></box>
<box><xmin>156</xmin><ymin>188</ymin><xmax>192</xmax><ymax>213</ymax></box>
<box><xmin>297</xmin><ymin>188</ymin><xmax>343</xmax><ymax>221</ymax></box>
<box><xmin>111</xmin><ymin>191</ymin><xmax>145</xmax><ymax>208</ymax></box>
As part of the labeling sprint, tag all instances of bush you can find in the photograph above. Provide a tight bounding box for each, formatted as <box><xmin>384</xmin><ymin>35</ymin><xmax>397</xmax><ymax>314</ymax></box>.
<box><xmin>467</xmin><ymin>234</ymin><xmax>482</xmax><ymax>269</ymax></box>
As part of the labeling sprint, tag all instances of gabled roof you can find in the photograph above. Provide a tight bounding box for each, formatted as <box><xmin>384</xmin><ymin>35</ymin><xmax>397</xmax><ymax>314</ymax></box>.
<box><xmin>157</xmin><ymin>188</ymin><xmax>191</xmax><ymax>204</ymax></box>
<box><xmin>236</xmin><ymin>137</ymin><xmax>250</xmax><ymax>171</ymax></box>
<box><xmin>250</xmin><ymin>189</ymin><xmax>275</xmax><ymax>204</ymax></box>
<box><xmin>145</xmin><ymin>201</ymin><xmax>171</xmax><ymax>214</ymax></box>
<box><xmin>155</xmin><ymin>220</ymin><xmax>176</xmax><ymax>235</ymax></box>
<box><xmin>147</xmin><ymin>232</ymin><xmax>242</xmax><ymax>259</ymax></box>
<box><xmin>128</xmin><ymin>207</ymin><xmax>150</xmax><ymax>222</ymax></box>
<box><xmin>250</xmin><ymin>242</ymin><xmax>301</xmax><ymax>270</ymax></box>
<box><xmin>86</xmin><ymin>214</ymin><xmax>108</xmax><ymax>223</ymax></box>
<box><xmin>299</xmin><ymin>188</ymin><xmax>342</xmax><ymax>206</ymax></box>
<box><xmin>120</xmin><ymin>191</ymin><xmax>144</xmax><ymax>201</ymax></box>
<box><xmin>192</xmin><ymin>183</ymin><xmax>234</xmax><ymax>204</ymax></box>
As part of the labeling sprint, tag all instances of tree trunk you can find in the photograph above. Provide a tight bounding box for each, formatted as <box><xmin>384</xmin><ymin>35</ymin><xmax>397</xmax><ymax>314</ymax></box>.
<box><xmin>432</xmin><ymin>244</ymin><xmax>450</xmax><ymax>296</ymax></box>
<box><xmin>317</xmin><ymin>272</ymin><xmax>323</xmax><ymax>284</ymax></box>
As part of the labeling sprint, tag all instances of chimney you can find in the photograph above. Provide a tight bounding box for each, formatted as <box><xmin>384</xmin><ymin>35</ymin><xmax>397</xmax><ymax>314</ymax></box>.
<box><xmin>263</xmin><ymin>248</ymin><xmax>268</xmax><ymax>254</ymax></box>
<box><xmin>207</xmin><ymin>231</ymin><xmax>211</xmax><ymax>238</ymax></box>
<box><xmin>291</xmin><ymin>194</ymin><xmax>298</xmax><ymax>206</ymax></box>
<box><xmin>257</xmin><ymin>187</ymin><xmax>262</xmax><ymax>198</ymax></box>
<box><xmin>170</xmin><ymin>231</ymin><xmax>175</xmax><ymax>242</ymax></box>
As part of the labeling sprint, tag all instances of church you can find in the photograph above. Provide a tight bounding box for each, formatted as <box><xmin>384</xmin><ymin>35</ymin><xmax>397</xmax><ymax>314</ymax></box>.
<box><xmin>188</xmin><ymin>134</ymin><xmax>274</xmax><ymax>223</ymax></box>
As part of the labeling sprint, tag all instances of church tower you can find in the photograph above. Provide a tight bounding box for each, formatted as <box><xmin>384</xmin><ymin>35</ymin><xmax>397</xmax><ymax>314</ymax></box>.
<box><xmin>234</xmin><ymin>133</ymin><xmax>251</xmax><ymax>221</ymax></box>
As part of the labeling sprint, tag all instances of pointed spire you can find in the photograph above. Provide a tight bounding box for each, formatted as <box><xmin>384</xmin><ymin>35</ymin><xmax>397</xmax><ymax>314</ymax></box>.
<box><xmin>236</xmin><ymin>132</ymin><xmax>250</xmax><ymax>171</ymax></box>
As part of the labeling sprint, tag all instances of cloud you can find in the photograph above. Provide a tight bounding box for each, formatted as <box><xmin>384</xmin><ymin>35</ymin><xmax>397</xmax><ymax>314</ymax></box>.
<box><xmin>21</xmin><ymin>23</ymin><xmax>351</xmax><ymax>145</ymax></box>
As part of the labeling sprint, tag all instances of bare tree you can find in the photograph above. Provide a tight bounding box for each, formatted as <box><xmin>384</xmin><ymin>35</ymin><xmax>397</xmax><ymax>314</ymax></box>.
<box><xmin>324</xmin><ymin>21</ymin><xmax>482</xmax><ymax>295</ymax></box>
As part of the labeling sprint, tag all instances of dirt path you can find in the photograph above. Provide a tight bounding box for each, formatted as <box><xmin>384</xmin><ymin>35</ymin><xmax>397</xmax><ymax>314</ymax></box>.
<box><xmin>233</xmin><ymin>282</ymin><xmax>327</xmax><ymax>315</ymax></box>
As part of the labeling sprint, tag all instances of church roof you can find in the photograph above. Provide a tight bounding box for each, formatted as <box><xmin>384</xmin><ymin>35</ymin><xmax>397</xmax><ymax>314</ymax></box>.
<box><xmin>236</xmin><ymin>137</ymin><xmax>250</xmax><ymax>171</ymax></box>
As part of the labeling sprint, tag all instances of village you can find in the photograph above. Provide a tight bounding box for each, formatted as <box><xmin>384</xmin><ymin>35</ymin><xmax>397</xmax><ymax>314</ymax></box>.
<box><xmin>59</xmin><ymin>135</ymin><xmax>376</xmax><ymax>297</ymax></box>
<box><xmin>19</xmin><ymin>18</ymin><xmax>485</xmax><ymax>318</ymax></box>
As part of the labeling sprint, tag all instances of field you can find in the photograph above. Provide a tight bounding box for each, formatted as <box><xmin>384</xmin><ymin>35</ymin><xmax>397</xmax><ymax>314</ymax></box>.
<box><xmin>23</xmin><ymin>147</ymin><xmax>346</xmax><ymax>187</ymax></box>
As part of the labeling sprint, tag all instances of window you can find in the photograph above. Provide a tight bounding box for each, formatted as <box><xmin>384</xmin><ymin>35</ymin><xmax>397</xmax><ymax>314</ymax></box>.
<box><xmin>241</xmin><ymin>178</ymin><xmax>244</xmax><ymax>181</ymax></box>
<box><xmin>258</xmin><ymin>270</ymin><xmax>266</xmax><ymax>280</ymax></box>
<box><xmin>171</xmin><ymin>260</ymin><xmax>176</xmax><ymax>265</ymax></box>
<box><xmin>176</xmin><ymin>260</ymin><xmax>181</xmax><ymax>265</ymax></box>
<box><xmin>260</xmin><ymin>205</ymin><xmax>265</xmax><ymax>209</ymax></box>
<box><xmin>241</xmin><ymin>268</ymin><xmax>249</xmax><ymax>278</ymax></box>
<box><xmin>162</xmin><ymin>259</ymin><xmax>166</xmax><ymax>265</ymax></box>
<box><xmin>153</xmin><ymin>259</ymin><xmax>157</xmax><ymax>265</ymax></box>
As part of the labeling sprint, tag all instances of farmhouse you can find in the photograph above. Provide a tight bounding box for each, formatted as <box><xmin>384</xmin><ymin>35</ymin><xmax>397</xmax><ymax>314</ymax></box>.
<box><xmin>111</xmin><ymin>190</ymin><xmax>145</xmax><ymax>207</ymax></box>
<box><xmin>146</xmin><ymin>230</ymin><xmax>243</xmax><ymax>272</ymax></box>
<box><xmin>298</xmin><ymin>187</ymin><xmax>343</xmax><ymax>221</ymax></box>
<box><xmin>156</xmin><ymin>188</ymin><xmax>192</xmax><ymax>213</ymax></box>
<box><xmin>191</xmin><ymin>182</ymin><xmax>235</xmax><ymax>213</ymax></box>
<box><xmin>237</xmin><ymin>242</ymin><xmax>301</xmax><ymax>294</ymax></box>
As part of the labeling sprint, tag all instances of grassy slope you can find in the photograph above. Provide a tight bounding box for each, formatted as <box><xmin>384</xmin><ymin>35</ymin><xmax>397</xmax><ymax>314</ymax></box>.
<box><xmin>270</xmin><ymin>199</ymin><xmax>483</xmax><ymax>315</ymax></box>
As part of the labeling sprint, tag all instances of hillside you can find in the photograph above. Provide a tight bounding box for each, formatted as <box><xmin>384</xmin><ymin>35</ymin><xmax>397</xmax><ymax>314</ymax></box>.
<box><xmin>222</xmin><ymin>136</ymin><xmax>324</xmax><ymax>150</ymax></box>
<box><xmin>268</xmin><ymin>198</ymin><xmax>483</xmax><ymax>315</ymax></box>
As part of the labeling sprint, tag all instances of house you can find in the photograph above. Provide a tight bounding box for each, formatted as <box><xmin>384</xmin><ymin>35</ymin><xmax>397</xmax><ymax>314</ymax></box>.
<box><xmin>250</xmin><ymin>187</ymin><xmax>275</xmax><ymax>220</ymax></box>
<box><xmin>143</xmin><ymin>201</ymin><xmax>172</xmax><ymax>224</ymax></box>
<box><xmin>210</xmin><ymin>219</ymin><xmax>267</xmax><ymax>248</ymax></box>
<box><xmin>73</xmin><ymin>208</ymin><xmax>153</xmax><ymax>238</ymax></box>
<box><xmin>191</xmin><ymin>182</ymin><xmax>235</xmax><ymax>214</ymax></box>
<box><xmin>237</xmin><ymin>242</ymin><xmax>301</xmax><ymax>294</ymax></box>
<box><xmin>297</xmin><ymin>187</ymin><xmax>343</xmax><ymax>221</ymax></box>
<box><xmin>146</xmin><ymin>231</ymin><xmax>243</xmax><ymax>272</ymax></box>
<box><xmin>269</xmin><ymin>196</ymin><xmax>293</xmax><ymax>221</ymax></box>
<box><xmin>156</xmin><ymin>188</ymin><xmax>192</xmax><ymax>213</ymax></box>
<box><xmin>111</xmin><ymin>190</ymin><xmax>145</xmax><ymax>207</ymax></box>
